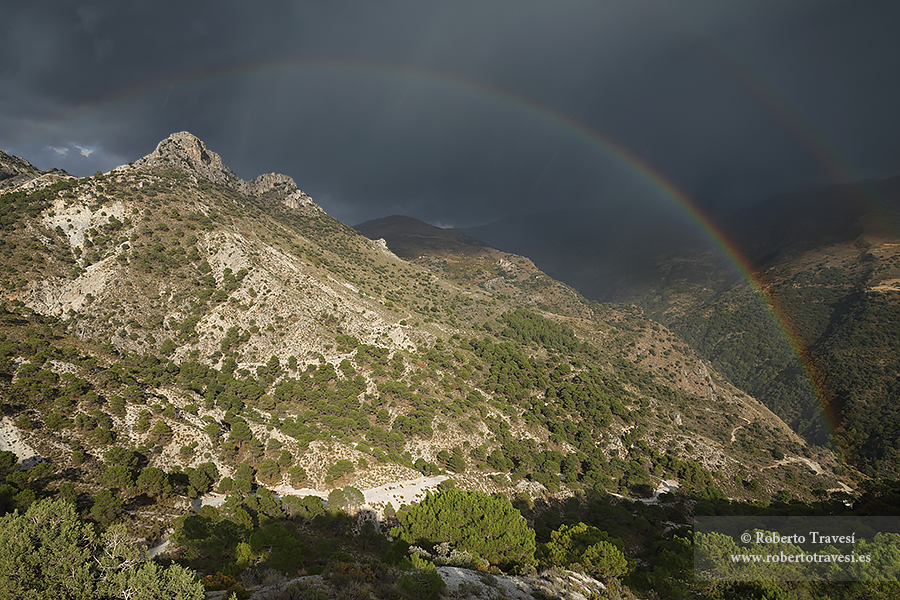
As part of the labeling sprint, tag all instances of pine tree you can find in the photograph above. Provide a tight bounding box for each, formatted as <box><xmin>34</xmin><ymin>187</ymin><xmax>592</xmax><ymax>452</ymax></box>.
<box><xmin>391</xmin><ymin>489</ymin><xmax>535</xmax><ymax>568</ymax></box>
<box><xmin>0</xmin><ymin>498</ymin><xmax>204</xmax><ymax>599</ymax></box>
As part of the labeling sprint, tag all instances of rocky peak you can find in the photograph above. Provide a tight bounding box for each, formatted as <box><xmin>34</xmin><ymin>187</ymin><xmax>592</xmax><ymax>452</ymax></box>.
<box><xmin>133</xmin><ymin>132</ymin><xmax>319</xmax><ymax>211</ymax></box>
<box><xmin>241</xmin><ymin>172</ymin><xmax>295</xmax><ymax>196</ymax></box>
<box><xmin>133</xmin><ymin>131</ymin><xmax>239</xmax><ymax>187</ymax></box>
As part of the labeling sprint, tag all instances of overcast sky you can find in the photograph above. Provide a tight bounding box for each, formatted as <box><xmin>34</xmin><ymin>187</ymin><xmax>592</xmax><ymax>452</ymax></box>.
<box><xmin>2</xmin><ymin>1</ymin><xmax>898</xmax><ymax>227</ymax></box>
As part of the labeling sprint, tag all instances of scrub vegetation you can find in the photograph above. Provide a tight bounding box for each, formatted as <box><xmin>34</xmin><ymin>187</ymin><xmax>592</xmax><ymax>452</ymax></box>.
<box><xmin>0</xmin><ymin>136</ymin><xmax>891</xmax><ymax>598</ymax></box>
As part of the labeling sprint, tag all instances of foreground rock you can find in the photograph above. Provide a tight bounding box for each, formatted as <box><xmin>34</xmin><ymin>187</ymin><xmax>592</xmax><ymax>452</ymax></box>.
<box><xmin>437</xmin><ymin>566</ymin><xmax>606</xmax><ymax>600</ymax></box>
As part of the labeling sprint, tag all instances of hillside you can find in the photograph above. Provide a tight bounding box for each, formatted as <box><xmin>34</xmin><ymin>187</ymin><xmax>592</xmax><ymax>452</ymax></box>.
<box><xmin>0</xmin><ymin>150</ymin><xmax>68</xmax><ymax>192</ymax></box>
<box><xmin>657</xmin><ymin>179</ymin><xmax>900</xmax><ymax>476</ymax></box>
<box><xmin>0</xmin><ymin>133</ymin><xmax>869</xmax><ymax>599</ymax></box>
<box><xmin>460</xmin><ymin>178</ymin><xmax>900</xmax><ymax>478</ymax></box>
<box><xmin>355</xmin><ymin>215</ymin><xmax>598</xmax><ymax>320</ymax></box>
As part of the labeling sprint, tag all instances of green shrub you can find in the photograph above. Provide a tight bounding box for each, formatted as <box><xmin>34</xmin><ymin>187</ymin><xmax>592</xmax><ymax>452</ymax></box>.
<box><xmin>391</xmin><ymin>489</ymin><xmax>535</xmax><ymax>569</ymax></box>
<box><xmin>538</xmin><ymin>522</ymin><xmax>630</xmax><ymax>580</ymax></box>
<box><xmin>397</xmin><ymin>569</ymin><xmax>445</xmax><ymax>600</ymax></box>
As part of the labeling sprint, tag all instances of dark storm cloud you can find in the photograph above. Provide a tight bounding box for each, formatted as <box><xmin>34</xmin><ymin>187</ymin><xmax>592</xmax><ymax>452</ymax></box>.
<box><xmin>2</xmin><ymin>1</ymin><xmax>898</xmax><ymax>226</ymax></box>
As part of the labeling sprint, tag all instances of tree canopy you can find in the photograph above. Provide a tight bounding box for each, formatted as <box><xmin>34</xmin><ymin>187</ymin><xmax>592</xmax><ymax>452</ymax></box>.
<box><xmin>538</xmin><ymin>522</ymin><xmax>630</xmax><ymax>580</ymax></box>
<box><xmin>391</xmin><ymin>489</ymin><xmax>535</xmax><ymax>568</ymax></box>
<box><xmin>0</xmin><ymin>498</ymin><xmax>204</xmax><ymax>599</ymax></box>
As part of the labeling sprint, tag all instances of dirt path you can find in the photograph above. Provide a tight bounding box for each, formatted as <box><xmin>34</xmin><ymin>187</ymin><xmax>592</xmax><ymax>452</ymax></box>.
<box><xmin>358</xmin><ymin>475</ymin><xmax>449</xmax><ymax>509</ymax></box>
<box><xmin>827</xmin><ymin>481</ymin><xmax>853</xmax><ymax>494</ymax></box>
<box><xmin>196</xmin><ymin>474</ymin><xmax>450</xmax><ymax>516</ymax></box>
<box><xmin>761</xmin><ymin>456</ymin><xmax>823</xmax><ymax>475</ymax></box>
<box><xmin>0</xmin><ymin>417</ymin><xmax>38</xmax><ymax>463</ymax></box>
<box><xmin>730</xmin><ymin>417</ymin><xmax>751</xmax><ymax>443</ymax></box>
<box><xmin>147</xmin><ymin>539</ymin><xmax>169</xmax><ymax>559</ymax></box>
<box><xmin>610</xmin><ymin>479</ymin><xmax>679</xmax><ymax>505</ymax></box>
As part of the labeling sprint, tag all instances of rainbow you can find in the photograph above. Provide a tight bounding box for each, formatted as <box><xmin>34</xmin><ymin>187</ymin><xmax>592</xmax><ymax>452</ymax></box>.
<box><xmin>646</xmin><ymin>2</ymin><xmax>899</xmax><ymax>236</ymax></box>
<box><xmin>15</xmin><ymin>58</ymin><xmax>838</xmax><ymax>440</ymax></box>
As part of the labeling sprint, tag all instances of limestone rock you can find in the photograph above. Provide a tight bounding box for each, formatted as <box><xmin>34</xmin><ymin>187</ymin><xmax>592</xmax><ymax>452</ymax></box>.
<box><xmin>133</xmin><ymin>131</ymin><xmax>320</xmax><ymax>211</ymax></box>
<box><xmin>240</xmin><ymin>172</ymin><xmax>316</xmax><ymax>209</ymax></box>
<box><xmin>372</xmin><ymin>238</ymin><xmax>400</xmax><ymax>260</ymax></box>
<box><xmin>133</xmin><ymin>131</ymin><xmax>239</xmax><ymax>187</ymax></box>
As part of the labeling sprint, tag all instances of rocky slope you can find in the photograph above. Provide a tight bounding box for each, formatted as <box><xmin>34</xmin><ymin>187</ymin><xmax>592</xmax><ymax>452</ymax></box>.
<box><xmin>0</xmin><ymin>150</ymin><xmax>71</xmax><ymax>192</ymax></box>
<box><xmin>459</xmin><ymin>178</ymin><xmax>900</xmax><ymax>477</ymax></box>
<box><xmin>0</xmin><ymin>132</ymin><xmax>853</xmax><ymax>553</ymax></box>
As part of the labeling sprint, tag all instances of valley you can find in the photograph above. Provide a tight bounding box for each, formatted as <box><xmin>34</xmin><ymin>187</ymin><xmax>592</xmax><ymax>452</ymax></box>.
<box><xmin>459</xmin><ymin>179</ymin><xmax>900</xmax><ymax>478</ymax></box>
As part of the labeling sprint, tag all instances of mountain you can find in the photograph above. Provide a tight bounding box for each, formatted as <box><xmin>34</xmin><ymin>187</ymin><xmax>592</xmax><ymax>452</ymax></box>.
<box><xmin>461</xmin><ymin>177</ymin><xmax>900</xmax><ymax>477</ymax></box>
<box><xmin>0</xmin><ymin>149</ymin><xmax>71</xmax><ymax>192</ymax></box>
<box><xmin>355</xmin><ymin>215</ymin><xmax>596</xmax><ymax>319</ymax></box>
<box><xmin>3</xmin><ymin>133</ymin><xmax>825</xmax><ymax>496</ymax></box>
<box><xmin>727</xmin><ymin>176</ymin><xmax>900</xmax><ymax>265</ymax></box>
<box><xmin>460</xmin><ymin>204</ymin><xmax>734</xmax><ymax>305</ymax></box>
<box><xmin>719</xmin><ymin>177</ymin><xmax>900</xmax><ymax>475</ymax></box>
<box><xmin>354</xmin><ymin>215</ymin><xmax>490</xmax><ymax>258</ymax></box>
<box><xmin>0</xmin><ymin>132</ymin><xmax>872</xmax><ymax>599</ymax></box>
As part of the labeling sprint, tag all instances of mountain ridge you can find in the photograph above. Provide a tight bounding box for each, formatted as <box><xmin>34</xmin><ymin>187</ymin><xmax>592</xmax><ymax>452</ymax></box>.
<box><xmin>1</xmin><ymin>133</ymin><xmax>842</xmax><ymax>489</ymax></box>
<box><xmin>132</xmin><ymin>131</ymin><xmax>319</xmax><ymax>211</ymax></box>
<box><xmin>0</xmin><ymin>133</ymin><xmax>866</xmax><ymax>599</ymax></box>
<box><xmin>725</xmin><ymin>175</ymin><xmax>900</xmax><ymax>266</ymax></box>
<box><xmin>355</xmin><ymin>215</ymin><xmax>490</xmax><ymax>258</ymax></box>
<box><xmin>0</xmin><ymin>149</ymin><xmax>72</xmax><ymax>192</ymax></box>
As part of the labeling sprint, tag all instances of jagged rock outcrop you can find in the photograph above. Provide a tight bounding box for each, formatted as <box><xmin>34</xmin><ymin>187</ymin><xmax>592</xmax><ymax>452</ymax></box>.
<box><xmin>369</xmin><ymin>237</ymin><xmax>401</xmax><ymax>261</ymax></box>
<box><xmin>132</xmin><ymin>132</ymin><xmax>318</xmax><ymax>210</ymax></box>
<box><xmin>242</xmin><ymin>172</ymin><xmax>316</xmax><ymax>209</ymax></box>
<box><xmin>132</xmin><ymin>131</ymin><xmax>238</xmax><ymax>186</ymax></box>
<box><xmin>0</xmin><ymin>151</ymin><xmax>70</xmax><ymax>191</ymax></box>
